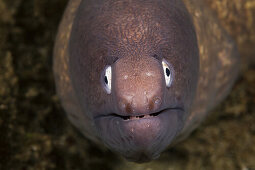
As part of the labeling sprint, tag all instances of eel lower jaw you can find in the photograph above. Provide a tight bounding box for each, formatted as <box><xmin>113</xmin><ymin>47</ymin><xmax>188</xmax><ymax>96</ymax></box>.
<box><xmin>94</xmin><ymin>108</ymin><xmax>185</xmax><ymax>162</ymax></box>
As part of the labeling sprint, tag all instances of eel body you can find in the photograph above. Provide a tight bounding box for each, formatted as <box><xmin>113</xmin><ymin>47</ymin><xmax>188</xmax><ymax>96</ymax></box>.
<box><xmin>53</xmin><ymin>0</ymin><xmax>239</xmax><ymax>162</ymax></box>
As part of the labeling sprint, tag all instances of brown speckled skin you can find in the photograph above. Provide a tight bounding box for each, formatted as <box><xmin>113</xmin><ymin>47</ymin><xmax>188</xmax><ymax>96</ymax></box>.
<box><xmin>178</xmin><ymin>0</ymin><xmax>240</xmax><ymax>140</ymax></box>
<box><xmin>53</xmin><ymin>0</ymin><xmax>99</xmax><ymax>143</ymax></box>
<box><xmin>53</xmin><ymin>0</ymin><xmax>239</xmax><ymax>161</ymax></box>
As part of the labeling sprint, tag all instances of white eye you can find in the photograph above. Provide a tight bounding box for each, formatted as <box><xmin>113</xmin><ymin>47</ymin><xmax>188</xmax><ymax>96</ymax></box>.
<box><xmin>102</xmin><ymin>65</ymin><xmax>112</xmax><ymax>94</ymax></box>
<box><xmin>162</xmin><ymin>59</ymin><xmax>173</xmax><ymax>87</ymax></box>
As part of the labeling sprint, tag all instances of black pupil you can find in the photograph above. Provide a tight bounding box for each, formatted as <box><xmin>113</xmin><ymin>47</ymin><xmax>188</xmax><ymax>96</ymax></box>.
<box><xmin>104</xmin><ymin>76</ymin><xmax>108</xmax><ymax>84</ymax></box>
<box><xmin>166</xmin><ymin>68</ymin><xmax>170</xmax><ymax>77</ymax></box>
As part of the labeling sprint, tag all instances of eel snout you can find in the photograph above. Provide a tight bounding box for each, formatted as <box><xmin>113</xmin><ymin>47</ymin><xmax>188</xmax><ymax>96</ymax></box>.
<box><xmin>113</xmin><ymin>56</ymin><xmax>165</xmax><ymax>116</ymax></box>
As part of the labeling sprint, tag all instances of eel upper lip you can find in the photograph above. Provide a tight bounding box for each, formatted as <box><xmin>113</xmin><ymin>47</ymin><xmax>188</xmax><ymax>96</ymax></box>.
<box><xmin>94</xmin><ymin>107</ymin><xmax>184</xmax><ymax>121</ymax></box>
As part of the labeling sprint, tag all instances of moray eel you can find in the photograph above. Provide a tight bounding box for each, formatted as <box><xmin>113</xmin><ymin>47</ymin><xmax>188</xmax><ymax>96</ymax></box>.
<box><xmin>53</xmin><ymin>0</ymin><xmax>239</xmax><ymax>162</ymax></box>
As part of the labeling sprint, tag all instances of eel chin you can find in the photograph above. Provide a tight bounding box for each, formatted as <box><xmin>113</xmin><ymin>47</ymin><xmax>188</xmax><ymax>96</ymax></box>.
<box><xmin>94</xmin><ymin>108</ymin><xmax>184</xmax><ymax>162</ymax></box>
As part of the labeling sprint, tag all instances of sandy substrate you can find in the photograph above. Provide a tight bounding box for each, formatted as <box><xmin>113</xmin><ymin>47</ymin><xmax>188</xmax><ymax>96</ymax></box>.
<box><xmin>0</xmin><ymin>0</ymin><xmax>254</xmax><ymax>169</ymax></box>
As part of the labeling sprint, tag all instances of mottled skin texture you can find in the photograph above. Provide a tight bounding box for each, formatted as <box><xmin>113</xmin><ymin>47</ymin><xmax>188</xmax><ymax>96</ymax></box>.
<box><xmin>53</xmin><ymin>0</ymin><xmax>239</xmax><ymax>162</ymax></box>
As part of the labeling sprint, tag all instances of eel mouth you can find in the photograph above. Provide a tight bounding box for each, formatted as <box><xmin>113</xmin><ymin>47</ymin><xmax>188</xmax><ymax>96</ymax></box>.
<box><xmin>94</xmin><ymin>107</ymin><xmax>184</xmax><ymax>121</ymax></box>
<box><xmin>109</xmin><ymin>109</ymin><xmax>168</xmax><ymax>121</ymax></box>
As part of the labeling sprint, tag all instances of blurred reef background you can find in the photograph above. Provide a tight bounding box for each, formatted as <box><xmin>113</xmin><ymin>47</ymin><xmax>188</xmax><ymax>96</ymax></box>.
<box><xmin>0</xmin><ymin>0</ymin><xmax>254</xmax><ymax>169</ymax></box>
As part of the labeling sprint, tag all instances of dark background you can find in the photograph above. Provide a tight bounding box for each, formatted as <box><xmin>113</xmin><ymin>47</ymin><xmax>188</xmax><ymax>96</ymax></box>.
<box><xmin>0</xmin><ymin>0</ymin><xmax>254</xmax><ymax>169</ymax></box>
